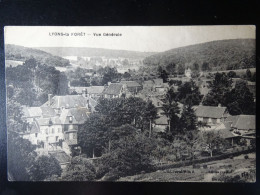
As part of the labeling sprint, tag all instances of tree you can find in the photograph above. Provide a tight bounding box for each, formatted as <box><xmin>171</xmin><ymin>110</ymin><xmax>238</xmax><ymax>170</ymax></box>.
<box><xmin>96</xmin><ymin>132</ymin><xmax>155</xmax><ymax>180</ymax></box>
<box><xmin>246</xmin><ymin>69</ymin><xmax>252</xmax><ymax>80</ymax></box>
<box><xmin>225</xmin><ymin>81</ymin><xmax>255</xmax><ymax>115</ymax></box>
<box><xmin>180</xmin><ymin>104</ymin><xmax>197</xmax><ymax>132</ymax></box>
<box><xmin>166</xmin><ymin>63</ymin><xmax>176</xmax><ymax>74</ymax></box>
<box><xmin>177</xmin><ymin>80</ymin><xmax>202</xmax><ymax>106</ymax></box>
<box><xmin>177</xmin><ymin>64</ymin><xmax>185</xmax><ymax>75</ymax></box>
<box><xmin>8</xmin><ymin>132</ymin><xmax>37</xmax><ymax>181</ymax></box>
<box><xmin>199</xmin><ymin>131</ymin><xmax>228</xmax><ymax>157</ymax></box>
<box><xmin>162</xmin><ymin>89</ymin><xmax>180</xmax><ymax>134</ymax></box>
<box><xmin>78</xmin><ymin>113</ymin><xmax>109</xmax><ymax>157</ymax></box>
<box><xmin>29</xmin><ymin>155</ymin><xmax>62</xmax><ymax>181</ymax></box>
<box><xmin>227</xmin><ymin>71</ymin><xmax>236</xmax><ymax>78</ymax></box>
<box><xmin>203</xmin><ymin>72</ymin><xmax>232</xmax><ymax>106</ymax></box>
<box><xmin>62</xmin><ymin>156</ymin><xmax>96</xmax><ymax>181</ymax></box>
<box><xmin>201</xmin><ymin>62</ymin><xmax>210</xmax><ymax>71</ymax></box>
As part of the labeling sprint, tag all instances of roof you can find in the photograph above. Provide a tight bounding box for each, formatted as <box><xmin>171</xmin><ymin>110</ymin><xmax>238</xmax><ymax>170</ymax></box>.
<box><xmin>103</xmin><ymin>83</ymin><xmax>123</xmax><ymax>95</ymax></box>
<box><xmin>43</xmin><ymin>95</ymin><xmax>97</xmax><ymax>109</ymax></box>
<box><xmin>40</xmin><ymin>107</ymin><xmax>57</xmax><ymax>118</ymax></box>
<box><xmin>23</xmin><ymin>106</ymin><xmax>56</xmax><ymax>118</ymax></box>
<box><xmin>23</xmin><ymin>107</ymin><xmax>42</xmax><ymax>118</ymax></box>
<box><xmin>154</xmin><ymin>115</ymin><xmax>168</xmax><ymax>125</ymax></box>
<box><xmin>217</xmin><ymin>129</ymin><xmax>237</xmax><ymax>139</ymax></box>
<box><xmin>194</xmin><ymin>105</ymin><xmax>227</xmax><ymax>119</ymax></box>
<box><xmin>69</xmin><ymin>87</ymin><xmax>86</xmax><ymax>94</ymax></box>
<box><xmin>36</xmin><ymin>117</ymin><xmax>62</xmax><ymax>126</ymax></box>
<box><xmin>69</xmin><ymin>107</ymin><xmax>90</xmax><ymax>124</ymax></box>
<box><xmin>59</xmin><ymin>108</ymin><xmax>89</xmax><ymax>125</ymax></box>
<box><xmin>149</xmin><ymin>97</ymin><xmax>163</xmax><ymax>108</ymax></box>
<box><xmin>120</xmin><ymin>81</ymin><xmax>142</xmax><ymax>88</ymax></box>
<box><xmin>49</xmin><ymin>151</ymin><xmax>71</xmax><ymax>164</ymax></box>
<box><xmin>29</xmin><ymin>121</ymin><xmax>40</xmax><ymax>133</ymax></box>
<box><xmin>227</xmin><ymin>115</ymin><xmax>255</xmax><ymax>130</ymax></box>
<box><xmin>86</xmin><ymin>86</ymin><xmax>105</xmax><ymax>94</ymax></box>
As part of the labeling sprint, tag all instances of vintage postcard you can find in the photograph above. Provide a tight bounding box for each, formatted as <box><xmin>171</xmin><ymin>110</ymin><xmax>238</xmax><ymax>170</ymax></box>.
<box><xmin>5</xmin><ymin>26</ymin><xmax>256</xmax><ymax>182</ymax></box>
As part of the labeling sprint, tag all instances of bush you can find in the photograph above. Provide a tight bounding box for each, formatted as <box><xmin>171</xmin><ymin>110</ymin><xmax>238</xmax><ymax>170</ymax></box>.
<box><xmin>203</xmin><ymin>164</ymin><xmax>208</xmax><ymax>169</ymax></box>
<box><xmin>244</xmin><ymin>155</ymin><xmax>249</xmax><ymax>159</ymax></box>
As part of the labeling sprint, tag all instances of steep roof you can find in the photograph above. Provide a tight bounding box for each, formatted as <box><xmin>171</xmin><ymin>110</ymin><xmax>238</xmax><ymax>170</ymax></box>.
<box><xmin>43</xmin><ymin>95</ymin><xmax>97</xmax><ymax>109</ymax></box>
<box><xmin>36</xmin><ymin>117</ymin><xmax>62</xmax><ymax>126</ymax></box>
<box><xmin>23</xmin><ymin>107</ymin><xmax>42</xmax><ymax>118</ymax></box>
<box><xmin>59</xmin><ymin>108</ymin><xmax>89</xmax><ymax>125</ymax></box>
<box><xmin>194</xmin><ymin>105</ymin><xmax>227</xmax><ymax>119</ymax></box>
<box><xmin>23</xmin><ymin>106</ymin><xmax>56</xmax><ymax>118</ymax></box>
<box><xmin>120</xmin><ymin>81</ymin><xmax>142</xmax><ymax>88</ymax></box>
<box><xmin>229</xmin><ymin>115</ymin><xmax>255</xmax><ymax>130</ymax></box>
<box><xmin>103</xmin><ymin>83</ymin><xmax>123</xmax><ymax>95</ymax></box>
<box><xmin>86</xmin><ymin>86</ymin><xmax>105</xmax><ymax>94</ymax></box>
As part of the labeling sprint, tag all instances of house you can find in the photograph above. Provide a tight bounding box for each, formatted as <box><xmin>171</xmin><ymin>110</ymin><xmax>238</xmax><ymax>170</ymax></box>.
<box><xmin>85</xmin><ymin>86</ymin><xmax>105</xmax><ymax>99</ymax></box>
<box><xmin>153</xmin><ymin>115</ymin><xmax>169</xmax><ymax>132</ymax></box>
<box><xmin>21</xmin><ymin>116</ymin><xmax>65</xmax><ymax>154</ymax></box>
<box><xmin>120</xmin><ymin>81</ymin><xmax>142</xmax><ymax>94</ymax></box>
<box><xmin>102</xmin><ymin>83</ymin><xmax>126</xmax><ymax>98</ymax></box>
<box><xmin>21</xmin><ymin>107</ymin><xmax>90</xmax><ymax>156</ymax></box>
<box><xmin>43</xmin><ymin>94</ymin><xmax>97</xmax><ymax>112</ymax></box>
<box><xmin>225</xmin><ymin>115</ymin><xmax>255</xmax><ymax>145</ymax></box>
<box><xmin>194</xmin><ymin>105</ymin><xmax>229</xmax><ymax>126</ymax></box>
<box><xmin>149</xmin><ymin>97</ymin><xmax>164</xmax><ymax>115</ymax></box>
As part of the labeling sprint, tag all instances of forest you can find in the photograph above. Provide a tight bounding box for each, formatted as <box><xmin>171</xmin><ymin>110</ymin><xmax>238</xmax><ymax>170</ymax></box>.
<box><xmin>5</xmin><ymin>44</ymin><xmax>71</xmax><ymax>67</ymax></box>
<box><xmin>143</xmin><ymin>39</ymin><xmax>255</xmax><ymax>72</ymax></box>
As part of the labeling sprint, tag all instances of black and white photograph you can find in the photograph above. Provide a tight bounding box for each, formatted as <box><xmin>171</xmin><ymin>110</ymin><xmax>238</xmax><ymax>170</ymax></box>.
<box><xmin>5</xmin><ymin>26</ymin><xmax>256</xmax><ymax>182</ymax></box>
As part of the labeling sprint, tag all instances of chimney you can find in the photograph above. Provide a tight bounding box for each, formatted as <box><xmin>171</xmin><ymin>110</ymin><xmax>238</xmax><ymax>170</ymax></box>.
<box><xmin>48</xmin><ymin>94</ymin><xmax>52</xmax><ymax>106</ymax></box>
<box><xmin>218</xmin><ymin>103</ymin><xmax>221</xmax><ymax>107</ymax></box>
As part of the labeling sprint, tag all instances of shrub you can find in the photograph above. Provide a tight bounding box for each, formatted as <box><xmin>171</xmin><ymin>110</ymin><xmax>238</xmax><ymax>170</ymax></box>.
<box><xmin>244</xmin><ymin>155</ymin><xmax>249</xmax><ymax>159</ymax></box>
<box><xmin>203</xmin><ymin>164</ymin><xmax>208</xmax><ymax>169</ymax></box>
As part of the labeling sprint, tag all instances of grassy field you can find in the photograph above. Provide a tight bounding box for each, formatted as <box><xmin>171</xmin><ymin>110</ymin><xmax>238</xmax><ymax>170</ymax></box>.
<box><xmin>118</xmin><ymin>153</ymin><xmax>256</xmax><ymax>182</ymax></box>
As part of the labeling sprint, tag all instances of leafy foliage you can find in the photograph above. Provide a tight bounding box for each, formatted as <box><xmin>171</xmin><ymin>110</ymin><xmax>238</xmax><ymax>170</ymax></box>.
<box><xmin>29</xmin><ymin>155</ymin><xmax>62</xmax><ymax>181</ymax></box>
<box><xmin>62</xmin><ymin>156</ymin><xmax>96</xmax><ymax>181</ymax></box>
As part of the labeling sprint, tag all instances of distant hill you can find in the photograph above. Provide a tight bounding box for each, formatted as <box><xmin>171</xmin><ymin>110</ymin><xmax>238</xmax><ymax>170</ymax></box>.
<box><xmin>5</xmin><ymin>44</ymin><xmax>71</xmax><ymax>67</ymax></box>
<box><xmin>143</xmin><ymin>39</ymin><xmax>256</xmax><ymax>71</ymax></box>
<box><xmin>34</xmin><ymin>47</ymin><xmax>156</xmax><ymax>59</ymax></box>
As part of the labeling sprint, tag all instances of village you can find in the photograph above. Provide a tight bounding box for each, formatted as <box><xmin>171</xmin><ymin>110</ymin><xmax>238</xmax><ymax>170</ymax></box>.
<box><xmin>15</xmin><ymin>63</ymin><xmax>256</xmax><ymax>180</ymax></box>
<box><xmin>5</xmin><ymin>33</ymin><xmax>256</xmax><ymax>182</ymax></box>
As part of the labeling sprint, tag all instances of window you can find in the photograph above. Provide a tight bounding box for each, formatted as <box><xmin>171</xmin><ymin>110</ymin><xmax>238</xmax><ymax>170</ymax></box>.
<box><xmin>73</xmin><ymin>133</ymin><xmax>77</xmax><ymax>139</ymax></box>
<box><xmin>45</xmin><ymin>129</ymin><xmax>48</xmax><ymax>134</ymax></box>
<box><xmin>35</xmin><ymin>133</ymin><xmax>38</xmax><ymax>138</ymax></box>
<box><xmin>52</xmin><ymin>128</ymin><xmax>55</xmax><ymax>134</ymax></box>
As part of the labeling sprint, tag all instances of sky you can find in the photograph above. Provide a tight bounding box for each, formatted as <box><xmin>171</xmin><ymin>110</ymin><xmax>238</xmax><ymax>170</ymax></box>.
<box><xmin>4</xmin><ymin>26</ymin><xmax>255</xmax><ymax>52</ymax></box>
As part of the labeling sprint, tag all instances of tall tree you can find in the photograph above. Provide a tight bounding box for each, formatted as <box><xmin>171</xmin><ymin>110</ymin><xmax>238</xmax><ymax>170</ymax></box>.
<box><xmin>180</xmin><ymin>104</ymin><xmax>197</xmax><ymax>132</ymax></box>
<box><xmin>225</xmin><ymin>81</ymin><xmax>255</xmax><ymax>115</ymax></box>
<box><xmin>162</xmin><ymin>89</ymin><xmax>180</xmax><ymax>134</ymax></box>
<box><xmin>203</xmin><ymin>72</ymin><xmax>232</xmax><ymax>106</ymax></box>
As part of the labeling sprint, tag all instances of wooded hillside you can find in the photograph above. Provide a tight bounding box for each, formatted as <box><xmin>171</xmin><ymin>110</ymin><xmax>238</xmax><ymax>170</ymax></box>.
<box><xmin>5</xmin><ymin>44</ymin><xmax>71</xmax><ymax>67</ymax></box>
<box><xmin>143</xmin><ymin>39</ymin><xmax>255</xmax><ymax>71</ymax></box>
